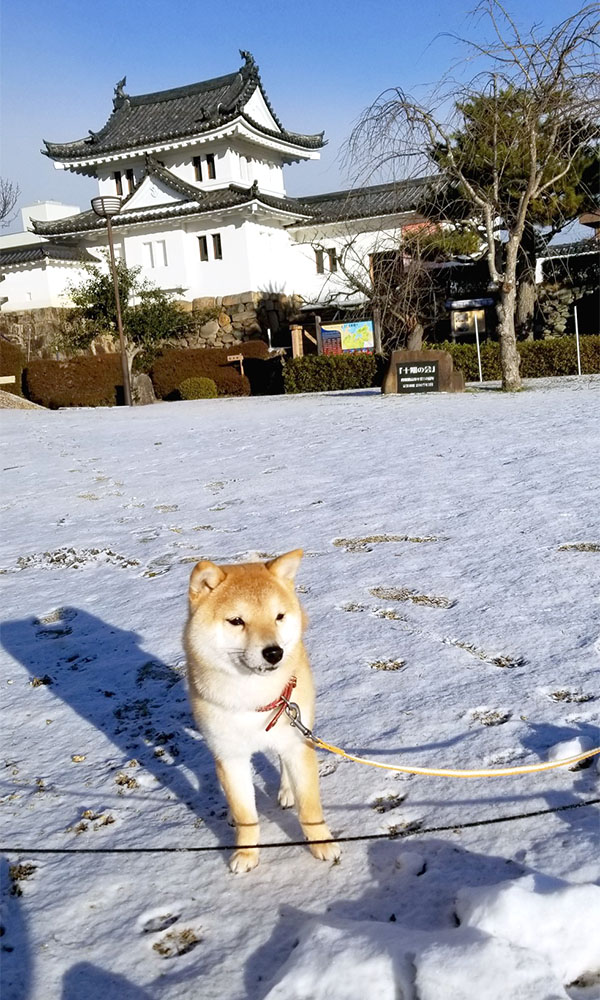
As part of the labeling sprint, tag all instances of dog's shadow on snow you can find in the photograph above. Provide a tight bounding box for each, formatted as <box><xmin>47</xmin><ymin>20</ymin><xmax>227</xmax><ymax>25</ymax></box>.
<box><xmin>2</xmin><ymin>608</ymin><xmax>233</xmax><ymax>854</ymax></box>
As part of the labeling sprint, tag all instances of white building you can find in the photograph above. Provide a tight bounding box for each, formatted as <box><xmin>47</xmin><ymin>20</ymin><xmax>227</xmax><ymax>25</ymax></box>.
<box><xmin>0</xmin><ymin>52</ymin><xmax>427</xmax><ymax>319</ymax></box>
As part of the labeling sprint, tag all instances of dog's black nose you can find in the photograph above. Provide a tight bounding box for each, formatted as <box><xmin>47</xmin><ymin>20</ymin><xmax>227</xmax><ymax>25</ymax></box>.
<box><xmin>262</xmin><ymin>645</ymin><xmax>283</xmax><ymax>665</ymax></box>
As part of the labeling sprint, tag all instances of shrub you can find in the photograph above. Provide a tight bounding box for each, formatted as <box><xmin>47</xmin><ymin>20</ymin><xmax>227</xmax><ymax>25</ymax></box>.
<box><xmin>432</xmin><ymin>336</ymin><xmax>600</xmax><ymax>381</ymax></box>
<box><xmin>24</xmin><ymin>355</ymin><xmax>123</xmax><ymax>408</ymax></box>
<box><xmin>0</xmin><ymin>339</ymin><xmax>25</xmax><ymax>397</ymax></box>
<box><xmin>179</xmin><ymin>376</ymin><xmax>218</xmax><ymax>399</ymax></box>
<box><xmin>150</xmin><ymin>341</ymin><xmax>269</xmax><ymax>399</ymax></box>
<box><xmin>282</xmin><ymin>353</ymin><xmax>383</xmax><ymax>394</ymax></box>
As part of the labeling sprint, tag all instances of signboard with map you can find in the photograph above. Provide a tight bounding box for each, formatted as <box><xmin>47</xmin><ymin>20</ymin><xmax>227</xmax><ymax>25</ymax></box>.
<box><xmin>320</xmin><ymin>321</ymin><xmax>374</xmax><ymax>354</ymax></box>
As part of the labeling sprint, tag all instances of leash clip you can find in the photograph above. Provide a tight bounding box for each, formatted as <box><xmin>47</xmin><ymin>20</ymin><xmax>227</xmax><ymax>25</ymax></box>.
<box><xmin>282</xmin><ymin>699</ymin><xmax>314</xmax><ymax>740</ymax></box>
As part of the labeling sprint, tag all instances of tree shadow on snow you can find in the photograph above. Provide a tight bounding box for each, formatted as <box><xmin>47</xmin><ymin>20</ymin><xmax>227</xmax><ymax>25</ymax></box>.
<box><xmin>246</xmin><ymin>837</ymin><xmax>529</xmax><ymax>999</ymax></box>
<box><xmin>519</xmin><ymin>719</ymin><xmax>600</xmax><ymax>834</ymax></box>
<box><xmin>61</xmin><ymin>963</ymin><xmax>151</xmax><ymax>1000</ymax></box>
<box><xmin>0</xmin><ymin>608</ymin><xmax>228</xmax><ymax>846</ymax></box>
<box><xmin>1</xmin><ymin>609</ymin><xmax>312</xmax><ymax>863</ymax></box>
<box><xmin>0</xmin><ymin>855</ymin><xmax>32</xmax><ymax>1000</ymax></box>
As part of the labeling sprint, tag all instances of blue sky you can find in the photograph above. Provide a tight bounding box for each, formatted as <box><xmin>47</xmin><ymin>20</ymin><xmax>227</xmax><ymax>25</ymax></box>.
<box><xmin>0</xmin><ymin>0</ymin><xmax>585</xmax><ymax>231</ymax></box>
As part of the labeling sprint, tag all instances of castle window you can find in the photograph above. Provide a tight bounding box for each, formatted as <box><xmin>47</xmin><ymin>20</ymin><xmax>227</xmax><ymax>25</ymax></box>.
<box><xmin>114</xmin><ymin>170</ymin><xmax>123</xmax><ymax>196</ymax></box>
<box><xmin>328</xmin><ymin>249</ymin><xmax>337</xmax><ymax>272</ymax></box>
<box><xmin>212</xmin><ymin>233</ymin><xmax>222</xmax><ymax>260</ymax></box>
<box><xmin>193</xmin><ymin>156</ymin><xmax>202</xmax><ymax>182</ymax></box>
<box><xmin>315</xmin><ymin>249</ymin><xmax>324</xmax><ymax>274</ymax></box>
<box><xmin>198</xmin><ymin>236</ymin><xmax>208</xmax><ymax>262</ymax></box>
<box><xmin>206</xmin><ymin>154</ymin><xmax>216</xmax><ymax>180</ymax></box>
<box><xmin>125</xmin><ymin>168</ymin><xmax>134</xmax><ymax>194</ymax></box>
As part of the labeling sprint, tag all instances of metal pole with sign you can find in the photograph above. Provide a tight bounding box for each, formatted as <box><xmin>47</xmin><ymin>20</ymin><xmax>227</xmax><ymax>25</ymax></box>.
<box><xmin>474</xmin><ymin>312</ymin><xmax>483</xmax><ymax>383</ymax></box>
<box><xmin>574</xmin><ymin>306</ymin><xmax>582</xmax><ymax>376</ymax></box>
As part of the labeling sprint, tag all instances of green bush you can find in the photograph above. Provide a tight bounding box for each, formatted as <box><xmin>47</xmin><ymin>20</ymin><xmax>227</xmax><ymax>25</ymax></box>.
<box><xmin>150</xmin><ymin>341</ymin><xmax>269</xmax><ymax>399</ymax></box>
<box><xmin>179</xmin><ymin>376</ymin><xmax>218</xmax><ymax>399</ymax></box>
<box><xmin>24</xmin><ymin>355</ymin><xmax>123</xmax><ymax>408</ymax></box>
<box><xmin>433</xmin><ymin>336</ymin><xmax>600</xmax><ymax>381</ymax></box>
<box><xmin>0</xmin><ymin>339</ymin><xmax>25</xmax><ymax>397</ymax></box>
<box><xmin>283</xmin><ymin>353</ymin><xmax>383</xmax><ymax>394</ymax></box>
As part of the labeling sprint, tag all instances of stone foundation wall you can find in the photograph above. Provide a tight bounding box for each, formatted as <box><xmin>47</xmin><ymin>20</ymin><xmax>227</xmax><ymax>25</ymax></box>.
<box><xmin>0</xmin><ymin>292</ymin><xmax>303</xmax><ymax>358</ymax></box>
<box><xmin>0</xmin><ymin>308</ymin><xmax>66</xmax><ymax>360</ymax></box>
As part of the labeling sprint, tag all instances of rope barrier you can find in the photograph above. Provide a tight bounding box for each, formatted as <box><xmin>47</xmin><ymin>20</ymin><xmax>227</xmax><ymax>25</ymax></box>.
<box><xmin>2</xmin><ymin>798</ymin><xmax>598</xmax><ymax>855</ymax></box>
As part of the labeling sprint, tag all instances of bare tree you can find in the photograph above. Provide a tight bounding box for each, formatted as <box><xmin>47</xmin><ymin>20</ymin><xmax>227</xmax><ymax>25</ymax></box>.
<box><xmin>310</xmin><ymin>216</ymin><xmax>481</xmax><ymax>351</ymax></box>
<box><xmin>0</xmin><ymin>178</ymin><xmax>20</xmax><ymax>228</ymax></box>
<box><xmin>347</xmin><ymin>2</ymin><xmax>600</xmax><ymax>390</ymax></box>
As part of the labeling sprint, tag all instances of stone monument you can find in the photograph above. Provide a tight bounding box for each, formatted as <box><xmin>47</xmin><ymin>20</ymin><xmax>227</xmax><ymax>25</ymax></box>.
<box><xmin>381</xmin><ymin>349</ymin><xmax>465</xmax><ymax>394</ymax></box>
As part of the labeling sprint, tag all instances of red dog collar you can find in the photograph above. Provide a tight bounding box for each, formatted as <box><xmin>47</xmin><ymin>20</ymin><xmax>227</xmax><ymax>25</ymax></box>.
<box><xmin>257</xmin><ymin>676</ymin><xmax>297</xmax><ymax>731</ymax></box>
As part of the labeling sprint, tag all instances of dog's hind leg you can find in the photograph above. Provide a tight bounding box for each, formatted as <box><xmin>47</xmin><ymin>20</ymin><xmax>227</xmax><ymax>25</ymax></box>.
<box><xmin>278</xmin><ymin>758</ymin><xmax>295</xmax><ymax>809</ymax></box>
<box><xmin>215</xmin><ymin>757</ymin><xmax>260</xmax><ymax>873</ymax></box>
<box><xmin>281</xmin><ymin>743</ymin><xmax>340</xmax><ymax>862</ymax></box>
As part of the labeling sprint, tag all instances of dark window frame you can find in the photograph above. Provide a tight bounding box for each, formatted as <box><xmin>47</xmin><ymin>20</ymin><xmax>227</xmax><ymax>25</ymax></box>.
<box><xmin>315</xmin><ymin>249</ymin><xmax>324</xmax><ymax>274</ymax></box>
<box><xmin>198</xmin><ymin>235</ymin><xmax>208</xmax><ymax>262</ymax></box>
<box><xmin>327</xmin><ymin>248</ymin><xmax>337</xmax><ymax>272</ymax></box>
<box><xmin>206</xmin><ymin>153</ymin><xmax>216</xmax><ymax>180</ymax></box>
<box><xmin>212</xmin><ymin>233</ymin><xmax>222</xmax><ymax>260</ymax></box>
<box><xmin>125</xmin><ymin>168</ymin><xmax>134</xmax><ymax>194</ymax></box>
<box><xmin>193</xmin><ymin>156</ymin><xmax>202</xmax><ymax>182</ymax></box>
<box><xmin>114</xmin><ymin>170</ymin><xmax>123</xmax><ymax>196</ymax></box>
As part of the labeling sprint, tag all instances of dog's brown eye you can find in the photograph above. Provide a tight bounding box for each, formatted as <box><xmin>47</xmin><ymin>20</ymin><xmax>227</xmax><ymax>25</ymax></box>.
<box><xmin>276</xmin><ymin>613</ymin><xmax>285</xmax><ymax>621</ymax></box>
<box><xmin>227</xmin><ymin>617</ymin><xmax>245</xmax><ymax>627</ymax></box>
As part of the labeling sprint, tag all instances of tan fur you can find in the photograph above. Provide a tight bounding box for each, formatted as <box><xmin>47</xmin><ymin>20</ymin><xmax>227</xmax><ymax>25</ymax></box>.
<box><xmin>184</xmin><ymin>549</ymin><xmax>339</xmax><ymax>873</ymax></box>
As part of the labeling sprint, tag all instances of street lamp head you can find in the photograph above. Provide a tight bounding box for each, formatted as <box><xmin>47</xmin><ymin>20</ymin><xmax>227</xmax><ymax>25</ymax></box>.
<box><xmin>91</xmin><ymin>195</ymin><xmax>122</xmax><ymax>219</ymax></box>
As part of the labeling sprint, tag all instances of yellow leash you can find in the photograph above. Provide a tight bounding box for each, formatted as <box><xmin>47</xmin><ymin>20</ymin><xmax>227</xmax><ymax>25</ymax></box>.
<box><xmin>313</xmin><ymin>736</ymin><xmax>600</xmax><ymax>778</ymax></box>
<box><xmin>282</xmin><ymin>699</ymin><xmax>600</xmax><ymax>778</ymax></box>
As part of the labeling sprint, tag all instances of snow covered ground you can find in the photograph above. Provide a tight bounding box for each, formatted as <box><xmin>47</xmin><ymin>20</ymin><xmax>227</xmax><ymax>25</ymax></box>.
<box><xmin>1</xmin><ymin>375</ymin><xmax>599</xmax><ymax>1000</ymax></box>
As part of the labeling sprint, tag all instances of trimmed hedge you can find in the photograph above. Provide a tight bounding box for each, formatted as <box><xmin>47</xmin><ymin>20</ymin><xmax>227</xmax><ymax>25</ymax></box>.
<box><xmin>283</xmin><ymin>353</ymin><xmax>384</xmax><ymax>394</ymax></box>
<box><xmin>150</xmin><ymin>341</ymin><xmax>269</xmax><ymax>399</ymax></box>
<box><xmin>179</xmin><ymin>376</ymin><xmax>218</xmax><ymax>399</ymax></box>
<box><xmin>435</xmin><ymin>336</ymin><xmax>600</xmax><ymax>382</ymax></box>
<box><xmin>0</xmin><ymin>339</ymin><xmax>25</xmax><ymax>397</ymax></box>
<box><xmin>24</xmin><ymin>355</ymin><xmax>124</xmax><ymax>408</ymax></box>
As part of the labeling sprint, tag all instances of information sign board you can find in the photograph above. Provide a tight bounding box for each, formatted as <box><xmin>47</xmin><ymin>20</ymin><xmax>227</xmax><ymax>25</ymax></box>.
<box><xmin>396</xmin><ymin>361</ymin><xmax>439</xmax><ymax>393</ymax></box>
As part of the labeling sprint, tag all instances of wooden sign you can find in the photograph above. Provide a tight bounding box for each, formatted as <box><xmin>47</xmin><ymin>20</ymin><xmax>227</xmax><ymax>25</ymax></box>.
<box><xmin>227</xmin><ymin>354</ymin><xmax>244</xmax><ymax>376</ymax></box>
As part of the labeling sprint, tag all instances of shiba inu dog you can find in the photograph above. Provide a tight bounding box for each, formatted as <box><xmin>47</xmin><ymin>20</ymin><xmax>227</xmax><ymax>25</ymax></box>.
<box><xmin>184</xmin><ymin>549</ymin><xmax>340</xmax><ymax>873</ymax></box>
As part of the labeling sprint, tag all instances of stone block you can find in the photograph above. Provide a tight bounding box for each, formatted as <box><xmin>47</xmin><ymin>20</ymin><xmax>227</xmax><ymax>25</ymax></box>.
<box><xmin>222</xmin><ymin>293</ymin><xmax>246</xmax><ymax>307</ymax></box>
<box><xmin>174</xmin><ymin>300</ymin><xmax>193</xmax><ymax>312</ymax></box>
<box><xmin>132</xmin><ymin>373</ymin><xmax>156</xmax><ymax>406</ymax></box>
<box><xmin>193</xmin><ymin>296</ymin><xmax>217</xmax><ymax>311</ymax></box>
<box><xmin>200</xmin><ymin>319</ymin><xmax>220</xmax><ymax>338</ymax></box>
<box><xmin>218</xmin><ymin>311</ymin><xmax>231</xmax><ymax>327</ymax></box>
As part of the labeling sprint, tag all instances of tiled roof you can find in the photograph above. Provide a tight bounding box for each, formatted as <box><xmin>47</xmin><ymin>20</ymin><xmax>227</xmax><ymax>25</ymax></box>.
<box><xmin>31</xmin><ymin>162</ymin><xmax>311</xmax><ymax>238</ymax></box>
<box><xmin>295</xmin><ymin>176</ymin><xmax>439</xmax><ymax>223</ymax></box>
<box><xmin>0</xmin><ymin>243</ymin><xmax>96</xmax><ymax>266</ymax></box>
<box><xmin>43</xmin><ymin>52</ymin><xmax>324</xmax><ymax>161</ymax></box>
<box><xmin>542</xmin><ymin>238</ymin><xmax>600</xmax><ymax>258</ymax></box>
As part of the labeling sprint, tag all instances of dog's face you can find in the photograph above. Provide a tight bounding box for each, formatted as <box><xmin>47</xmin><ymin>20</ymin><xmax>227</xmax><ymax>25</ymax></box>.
<box><xmin>187</xmin><ymin>550</ymin><xmax>305</xmax><ymax>676</ymax></box>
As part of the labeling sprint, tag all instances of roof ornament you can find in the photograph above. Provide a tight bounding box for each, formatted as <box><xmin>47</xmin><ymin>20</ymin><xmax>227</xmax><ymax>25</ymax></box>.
<box><xmin>239</xmin><ymin>50</ymin><xmax>257</xmax><ymax>74</ymax></box>
<box><xmin>249</xmin><ymin>179</ymin><xmax>259</xmax><ymax>197</ymax></box>
<box><xmin>113</xmin><ymin>76</ymin><xmax>129</xmax><ymax>111</ymax></box>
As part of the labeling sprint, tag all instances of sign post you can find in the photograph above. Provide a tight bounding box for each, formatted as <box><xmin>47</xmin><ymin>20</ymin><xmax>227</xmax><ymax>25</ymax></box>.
<box><xmin>574</xmin><ymin>306</ymin><xmax>582</xmax><ymax>376</ymax></box>
<box><xmin>474</xmin><ymin>312</ymin><xmax>483</xmax><ymax>383</ymax></box>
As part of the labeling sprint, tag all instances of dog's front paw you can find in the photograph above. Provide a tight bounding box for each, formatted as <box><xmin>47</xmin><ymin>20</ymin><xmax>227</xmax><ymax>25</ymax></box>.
<box><xmin>229</xmin><ymin>848</ymin><xmax>260</xmax><ymax>874</ymax></box>
<box><xmin>309</xmin><ymin>838</ymin><xmax>341</xmax><ymax>863</ymax></box>
<box><xmin>278</xmin><ymin>786</ymin><xmax>295</xmax><ymax>809</ymax></box>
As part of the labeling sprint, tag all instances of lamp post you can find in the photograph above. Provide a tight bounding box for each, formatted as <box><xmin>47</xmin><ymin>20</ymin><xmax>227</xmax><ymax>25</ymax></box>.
<box><xmin>90</xmin><ymin>195</ymin><xmax>133</xmax><ymax>406</ymax></box>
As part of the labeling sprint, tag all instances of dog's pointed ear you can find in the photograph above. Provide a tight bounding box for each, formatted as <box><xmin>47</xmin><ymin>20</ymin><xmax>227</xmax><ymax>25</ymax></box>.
<box><xmin>189</xmin><ymin>561</ymin><xmax>226</xmax><ymax>605</ymax></box>
<box><xmin>266</xmin><ymin>549</ymin><xmax>303</xmax><ymax>582</ymax></box>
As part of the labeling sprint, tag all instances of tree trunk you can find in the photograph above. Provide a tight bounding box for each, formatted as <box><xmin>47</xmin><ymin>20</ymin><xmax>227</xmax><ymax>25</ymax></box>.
<box><xmin>406</xmin><ymin>323</ymin><xmax>424</xmax><ymax>351</ymax></box>
<box><xmin>515</xmin><ymin>222</ymin><xmax>537</xmax><ymax>340</ymax></box>
<box><xmin>497</xmin><ymin>286</ymin><xmax>521</xmax><ymax>391</ymax></box>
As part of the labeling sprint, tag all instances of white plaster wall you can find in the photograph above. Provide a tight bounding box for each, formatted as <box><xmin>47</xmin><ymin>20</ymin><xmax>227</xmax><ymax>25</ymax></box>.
<box><xmin>243</xmin><ymin>221</ymin><xmax>299</xmax><ymax>295</ymax></box>
<box><xmin>0</xmin><ymin>261</ymin><xmax>85</xmax><ymax>311</ymax></box>
<box><xmin>182</xmin><ymin>216</ymin><xmax>254</xmax><ymax>297</ymax></box>
<box><xmin>288</xmin><ymin>221</ymin><xmax>404</xmax><ymax>304</ymax></box>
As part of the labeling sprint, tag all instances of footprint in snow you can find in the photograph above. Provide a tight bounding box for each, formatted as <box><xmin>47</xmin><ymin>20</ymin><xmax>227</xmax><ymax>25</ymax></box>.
<box><xmin>469</xmin><ymin>707</ymin><xmax>512</xmax><ymax>727</ymax></box>
<box><xmin>140</xmin><ymin>910</ymin><xmax>182</xmax><ymax>934</ymax></box>
<box><xmin>370</xmin><ymin>586</ymin><xmax>456</xmax><ymax>609</ymax></box>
